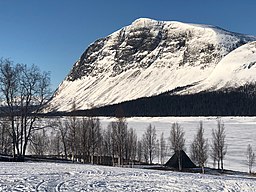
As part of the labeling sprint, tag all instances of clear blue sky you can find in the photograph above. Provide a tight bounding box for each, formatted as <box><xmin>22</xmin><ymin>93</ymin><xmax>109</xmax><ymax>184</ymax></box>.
<box><xmin>0</xmin><ymin>0</ymin><xmax>255</xmax><ymax>90</ymax></box>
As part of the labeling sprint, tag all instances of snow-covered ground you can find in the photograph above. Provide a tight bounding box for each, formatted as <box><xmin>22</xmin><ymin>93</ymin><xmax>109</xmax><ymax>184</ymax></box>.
<box><xmin>100</xmin><ymin>116</ymin><xmax>256</xmax><ymax>173</ymax></box>
<box><xmin>0</xmin><ymin>162</ymin><xmax>255</xmax><ymax>191</ymax></box>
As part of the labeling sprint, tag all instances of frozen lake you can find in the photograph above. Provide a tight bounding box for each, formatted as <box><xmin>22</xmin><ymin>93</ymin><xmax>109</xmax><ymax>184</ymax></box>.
<box><xmin>100</xmin><ymin>116</ymin><xmax>256</xmax><ymax>172</ymax></box>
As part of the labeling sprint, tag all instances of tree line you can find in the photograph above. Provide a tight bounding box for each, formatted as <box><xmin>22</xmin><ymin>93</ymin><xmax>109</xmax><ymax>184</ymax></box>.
<box><xmin>0</xmin><ymin>112</ymin><xmax>255</xmax><ymax>173</ymax></box>
<box><xmin>70</xmin><ymin>83</ymin><xmax>256</xmax><ymax>117</ymax></box>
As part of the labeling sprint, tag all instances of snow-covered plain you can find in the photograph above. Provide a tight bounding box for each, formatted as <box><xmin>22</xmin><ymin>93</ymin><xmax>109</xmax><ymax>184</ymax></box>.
<box><xmin>99</xmin><ymin>116</ymin><xmax>256</xmax><ymax>173</ymax></box>
<box><xmin>0</xmin><ymin>162</ymin><xmax>255</xmax><ymax>191</ymax></box>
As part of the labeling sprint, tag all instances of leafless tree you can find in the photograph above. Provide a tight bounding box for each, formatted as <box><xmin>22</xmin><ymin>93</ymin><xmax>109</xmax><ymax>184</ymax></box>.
<box><xmin>211</xmin><ymin>120</ymin><xmax>227</xmax><ymax>172</ymax></box>
<box><xmin>0</xmin><ymin>59</ymin><xmax>19</xmax><ymax>157</ymax></box>
<box><xmin>141</xmin><ymin>136</ymin><xmax>149</xmax><ymax>163</ymax></box>
<box><xmin>85</xmin><ymin>117</ymin><xmax>102</xmax><ymax>164</ymax></box>
<box><xmin>125</xmin><ymin>127</ymin><xmax>137</xmax><ymax>165</ymax></box>
<box><xmin>49</xmin><ymin>130</ymin><xmax>62</xmax><ymax>157</ymax></box>
<box><xmin>106</xmin><ymin>119</ymin><xmax>137</xmax><ymax>166</ymax></box>
<box><xmin>103</xmin><ymin>124</ymin><xmax>114</xmax><ymax>164</ymax></box>
<box><xmin>0</xmin><ymin>118</ymin><xmax>12</xmax><ymax>155</ymax></box>
<box><xmin>141</xmin><ymin>124</ymin><xmax>157</xmax><ymax>164</ymax></box>
<box><xmin>52</xmin><ymin>118</ymin><xmax>69</xmax><ymax>159</ymax></box>
<box><xmin>169</xmin><ymin>122</ymin><xmax>185</xmax><ymax>171</ymax></box>
<box><xmin>160</xmin><ymin>132</ymin><xmax>167</xmax><ymax>165</ymax></box>
<box><xmin>50</xmin><ymin>116</ymin><xmax>102</xmax><ymax>163</ymax></box>
<box><xmin>190</xmin><ymin>121</ymin><xmax>208</xmax><ymax>173</ymax></box>
<box><xmin>246</xmin><ymin>144</ymin><xmax>255</xmax><ymax>174</ymax></box>
<box><xmin>137</xmin><ymin>140</ymin><xmax>142</xmax><ymax>163</ymax></box>
<box><xmin>0</xmin><ymin>58</ymin><xmax>51</xmax><ymax>159</ymax></box>
<box><xmin>66</xmin><ymin>115</ymin><xmax>81</xmax><ymax>162</ymax></box>
<box><xmin>79</xmin><ymin>117</ymin><xmax>89</xmax><ymax>163</ymax></box>
<box><xmin>110</xmin><ymin>117</ymin><xmax>128</xmax><ymax>166</ymax></box>
<box><xmin>29</xmin><ymin>128</ymin><xmax>49</xmax><ymax>156</ymax></box>
<box><xmin>156</xmin><ymin>139</ymin><xmax>160</xmax><ymax>164</ymax></box>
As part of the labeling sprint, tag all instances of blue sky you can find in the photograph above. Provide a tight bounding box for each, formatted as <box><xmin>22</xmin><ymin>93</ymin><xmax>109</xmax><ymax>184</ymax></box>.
<box><xmin>0</xmin><ymin>0</ymin><xmax>255</xmax><ymax>90</ymax></box>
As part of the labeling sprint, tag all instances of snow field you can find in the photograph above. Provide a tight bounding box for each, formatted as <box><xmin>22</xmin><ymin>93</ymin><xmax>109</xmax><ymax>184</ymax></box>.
<box><xmin>0</xmin><ymin>162</ymin><xmax>255</xmax><ymax>191</ymax></box>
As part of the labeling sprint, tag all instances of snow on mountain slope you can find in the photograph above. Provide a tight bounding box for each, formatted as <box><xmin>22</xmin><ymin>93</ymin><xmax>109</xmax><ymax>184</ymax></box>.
<box><xmin>47</xmin><ymin>18</ymin><xmax>256</xmax><ymax>112</ymax></box>
<box><xmin>205</xmin><ymin>41</ymin><xmax>256</xmax><ymax>88</ymax></box>
<box><xmin>180</xmin><ymin>41</ymin><xmax>256</xmax><ymax>93</ymax></box>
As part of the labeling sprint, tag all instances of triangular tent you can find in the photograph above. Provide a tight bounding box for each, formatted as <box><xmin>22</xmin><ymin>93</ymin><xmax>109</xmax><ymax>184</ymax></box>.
<box><xmin>165</xmin><ymin>150</ymin><xmax>196</xmax><ymax>169</ymax></box>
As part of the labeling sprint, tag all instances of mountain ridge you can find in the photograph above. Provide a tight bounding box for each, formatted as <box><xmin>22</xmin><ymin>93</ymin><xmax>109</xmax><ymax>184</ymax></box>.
<box><xmin>46</xmin><ymin>18</ymin><xmax>256</xmax><ymax>112</ymax></box>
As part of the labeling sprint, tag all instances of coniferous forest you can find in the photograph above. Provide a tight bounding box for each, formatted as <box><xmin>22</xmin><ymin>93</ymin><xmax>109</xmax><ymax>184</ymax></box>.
<box><xmin>63</xmin><ymin>84</ymin><xmax>256</xmax><ymax>117</ymax></box>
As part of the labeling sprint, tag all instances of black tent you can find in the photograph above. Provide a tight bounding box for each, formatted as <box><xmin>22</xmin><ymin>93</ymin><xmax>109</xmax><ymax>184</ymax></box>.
<box><xmin>165</xmin><ymin>150</ymin><xmax>196</xmax><ymax>169</ymax></box>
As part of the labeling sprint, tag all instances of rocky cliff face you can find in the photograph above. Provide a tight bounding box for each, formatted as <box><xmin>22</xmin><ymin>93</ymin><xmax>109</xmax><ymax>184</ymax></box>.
<box><xmin>184</xmin><ymin>41</ymin><xmax>256</xmax><ymax>93</ymax></box>
<box><xmin>47</xmin><ymin>18</ymin><xmax>256</xmax><ymax>112</ymax></box>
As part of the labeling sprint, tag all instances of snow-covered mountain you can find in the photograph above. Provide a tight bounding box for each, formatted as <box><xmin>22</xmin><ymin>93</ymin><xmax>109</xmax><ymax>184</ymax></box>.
<box><xmin>47</xmin><ymin>18</ymin><xmax>256</xmax><ymax>112</ymax></box>
<box><xmin>181</xmin><ymin>41</ymin><xmax>256</xmax><ymax>93</ymax></box>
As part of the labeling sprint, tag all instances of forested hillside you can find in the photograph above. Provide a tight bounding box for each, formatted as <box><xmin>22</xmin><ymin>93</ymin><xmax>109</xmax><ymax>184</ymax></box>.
<box><xmin>65</xmin><ymin>84</ymin><xmax>256</xmax><ymax>117</ymax></box>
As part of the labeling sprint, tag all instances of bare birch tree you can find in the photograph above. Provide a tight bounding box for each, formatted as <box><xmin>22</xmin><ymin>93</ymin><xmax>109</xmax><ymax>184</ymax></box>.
<box><xmin>169</xmin><ymin>122</ymin><xmax>185</xmax><ymax>171</ymax></box>
<box><xmin>141</xmin><ymin>124</ymin><xmax>157</xmax><ymax>164</ymax></box>
<box><xmin>47</xmin><ymin>118</ymin><xmax>69</xmax><ymax>159</ymax></box>
<box><xmin>137</xmin><ymin>140</ymin><xmax>142</xmax><ymax>163</ymax></box>
<box><xmin>125</xmin><ymin>127</ymin><xmax>137</xmax><ymax>165</ymax></box>
<box><xmin>49</xmin><ymin>130</ymin><xmax>62</xmax><ymax>157</ymax></box>
<box><xmin>79</xmin><ymin>117</ymin><xmax>89</xmax><ymax>163</ymax></box>
<box><xmin>246</xmin><ymin>144</ymin><xmax>255</xmax><ymax>174</ymax></box>
<box><xmin>211</xmin><ymin>120</ymin><xmax>227</xmax><ymax>172</ymax></box>
<box><xmin>141</xmin><ymin>136</ymin><xmax>149</xmax><ymax>163</ymax></box>
<box><xmin>110</xmin><ymin>117</ymin><xmax>128</xmax><ymax>166</ymax></box>
<box><xmin>86</xmin><ymin>117</ymin><xmax>102</xmax><ymax>164</ymax></box>
<box><xmin>0</xmin><ymin>118</ymin><xmax>12</xmax><ymax>155</ymax></box>
<box><xmin>103</xmin><ymin>124</ymin><xmax>115</xmax><ymax>165</ymax></box>
<box><xmin>0</xmin><ymin>58</ymin><xmax>51</xmax><ymax>159</ymax></box>
<box><xmin>29</xmin><ymin>128</ymin><xmax>49</xmax><ymax>156</ymax></box>
<box><xmin>160</xmin><ymin>132</ymin><xmax>167</xmax><ymax>165</ymax></box>
<box><xmin>190</xmin><ymin>121</ymin><xmax>208</xmax><ymax>173</ymax></box>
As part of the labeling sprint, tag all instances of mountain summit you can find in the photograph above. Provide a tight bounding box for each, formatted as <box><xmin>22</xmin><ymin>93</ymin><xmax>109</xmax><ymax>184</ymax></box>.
<box><xmin>47</xmin><ymin>18</ymin><xmax>256</xmax><ymax>112</ymax></box>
